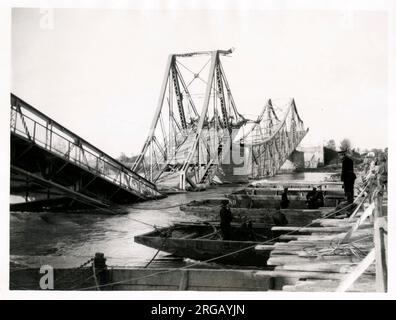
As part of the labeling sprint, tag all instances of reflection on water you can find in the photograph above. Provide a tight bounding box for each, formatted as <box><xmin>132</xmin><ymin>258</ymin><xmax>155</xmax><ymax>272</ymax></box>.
<box><xmin>10</xmin><ymin>172</ymin><xmax>332</xmax><ymax>269</ymax></box>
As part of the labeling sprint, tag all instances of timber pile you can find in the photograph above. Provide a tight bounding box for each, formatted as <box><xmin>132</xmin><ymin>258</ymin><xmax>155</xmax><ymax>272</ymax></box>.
<box><xmin>256</xmin><ymin>213</ymin><xmax>377</xmax><ymax>292</ymax></box>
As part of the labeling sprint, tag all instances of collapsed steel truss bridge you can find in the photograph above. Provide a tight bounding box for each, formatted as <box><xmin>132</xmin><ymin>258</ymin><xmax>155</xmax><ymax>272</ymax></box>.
<box><xmin>133</xmin><ymin>49</ymin><xmax>308</xmax><ymax>190</ymax></box>
<box><xmin>241</xmin><ymin>98</ymin><xmax>308</xmax><ymax>178</ymax></box>
<box><xmin>10</xmin><ymin>49</ymin><xmax>308</xmax><ymax>207</ymax></box>
<box><xmin>10</xmin><ymin>94</ymin><xmax>162</xmax><ymax>212</ymax></box>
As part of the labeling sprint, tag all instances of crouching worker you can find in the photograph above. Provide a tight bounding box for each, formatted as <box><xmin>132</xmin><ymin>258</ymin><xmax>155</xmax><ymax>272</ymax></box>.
<box><xmin>220</xmin><ymin>199</ymin><xmax>233</xmax><ymax>240</ymax></box>
<box><xmin>306</xmin><ymin>187</ymin><xmax>324</xmax><ymax>209</ymax></box>
<box><xmin>240</xmin><ymin>220</ymin><xmax>255</xmax><ymax>240</ymax></box>
<box><xmin>272</xmin><ymin>206</ymin><xmax>288</xmax><ymax>226</ymax></box>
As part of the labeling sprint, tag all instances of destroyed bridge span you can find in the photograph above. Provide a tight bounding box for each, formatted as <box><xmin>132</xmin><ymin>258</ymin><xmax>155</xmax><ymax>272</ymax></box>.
<box><xmin>10</xmin><ymin>49</ymin><xmax>308</xmax><ymax>211</ymax></box>
<box><xmin>10</xmin><ymin>93</ymin><xmax>162</xmax><ymax>212</ymax></box>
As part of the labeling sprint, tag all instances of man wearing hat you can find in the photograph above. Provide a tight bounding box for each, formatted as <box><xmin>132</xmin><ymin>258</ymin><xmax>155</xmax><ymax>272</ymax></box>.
<box><xmin>339</xmin><ymin>150</ymin><xmax>356</xmax><ymax>204</ymax></box>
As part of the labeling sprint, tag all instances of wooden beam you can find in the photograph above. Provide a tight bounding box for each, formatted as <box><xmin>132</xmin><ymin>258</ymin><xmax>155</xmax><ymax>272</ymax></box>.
<box><xmin>336</xmin><ymin>249</ymin><xmax>375</xmax><ymax>292</ymax></box>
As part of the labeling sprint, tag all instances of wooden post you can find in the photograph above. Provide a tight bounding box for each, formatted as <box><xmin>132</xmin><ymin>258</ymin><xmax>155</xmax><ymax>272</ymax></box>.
<box><xmin>180</xmin><ymin>171</ymin><xmax>185</xmax><ymax>190</ymax></box>
<box><xmin>178</xmin><ymin>270</ymin><xmax>189</xmax><ymax>290</ymax></box>
<box><xmin>336</xmin><ymin>249</ymin><xmax>375</xmax><ymax>292</ymax></box>
<box><xmin>373</xmin><ymin>190</ymin><xmax>383</xmax><ymax>219</ymax></box>
<box><xmin>372</xmin><ymin>183</ymin><xmax>387</xmax><ymax>292</ymax></box>
<box><xmin>374</xmin><ymin>217</ymin><xmax>387</xmax><ymax>292</ymax></box>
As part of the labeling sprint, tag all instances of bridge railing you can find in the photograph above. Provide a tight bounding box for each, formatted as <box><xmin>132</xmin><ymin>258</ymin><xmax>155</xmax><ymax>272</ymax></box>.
<box><xmin>10</xmin><ymin>94</ymin><xmax>161</xmax><ymax>199</ymax></box>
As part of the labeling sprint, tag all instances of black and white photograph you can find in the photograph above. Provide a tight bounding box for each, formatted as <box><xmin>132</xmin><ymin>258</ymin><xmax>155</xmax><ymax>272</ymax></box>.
<box><xmin>1</xmin><ymin>0</ymin><xmax>395</xmax><ymax>301</ymax></box>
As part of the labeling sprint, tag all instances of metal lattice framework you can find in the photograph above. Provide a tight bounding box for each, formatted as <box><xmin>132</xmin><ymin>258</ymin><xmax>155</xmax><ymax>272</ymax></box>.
<box><xmin>134</xmin><ymin>50</ymin><xmax>309</xmax><ymax>189</ymax></box>
<box><xmin>10</xmin><ymin>94</ymin><xmax>162</xmax><ymax>203</ymax></box>
<box><xmin>242</xmin><ymin>98</ymin><xmax>309</xmax><ymax>178</ymax></box>
<box><xmin>132</xmin><ymin>49</ymin><xmax>246</xmax><ymax>189</ymax></box>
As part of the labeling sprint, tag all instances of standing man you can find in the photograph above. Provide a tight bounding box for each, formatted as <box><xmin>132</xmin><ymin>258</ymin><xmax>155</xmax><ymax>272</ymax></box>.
<box><xmin>280</xmin><ymin>187</ymin><xmax>290</xmax><ymax>209</ymax></box>
<box><xmin>219</xmin><ymin>200</ymin><xmax>233</xmax><ymax>240</ymax></box>
<box><xmin>306</xmin><ymin>187</ymin><xmax>319</xmax><ymax>209</ymax></box>
<box><xmin>339</xmin><ymin>150</ymin><xmax>356</xmax><ymax>204</ymax></box>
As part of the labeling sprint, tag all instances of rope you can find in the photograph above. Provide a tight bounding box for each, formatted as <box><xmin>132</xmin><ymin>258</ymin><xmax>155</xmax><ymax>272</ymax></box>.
<box><xmin>302</xmin><ymin>235</ymin><xmax>373</xmax><ymax>259</ymax></box>
<box><xmin>143</xmin><ymin>235</ymin><xmax>170</xmax><ymax>268</ymax></box>
<box><xmin>143</xmin><ymin>249</ymin><xmax>162</xmax><ymax>269</ymax></box>
<box><xmin>58</xmin><ymin>194</ymin><xmax>168</xmax><ymax>229</ymax></box>
<box><xmin>66</xmin><ymin>273</ymin><xmax>97</xmax><ymax>290</ymax></box>
<box><xmin>54</xmin><ymin>257</ymin><xmax>95</xmax><ymax>287</ymax></box>
<box><xmin>10</xmin><ymin>255</ymin><xmax>96</xmax><ymax>273</ymax></box>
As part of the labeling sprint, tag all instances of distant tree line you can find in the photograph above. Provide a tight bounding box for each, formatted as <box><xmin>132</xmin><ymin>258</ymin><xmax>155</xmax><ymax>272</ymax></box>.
<box><xmin>325</xmin><ymin>138</ymin><xmax>385</xmax><ymax>156</ymax></box>
<box><xmin>325</xmin><ymin>138</ymin><xmax>352</xmax><ymax>152</ymax></box>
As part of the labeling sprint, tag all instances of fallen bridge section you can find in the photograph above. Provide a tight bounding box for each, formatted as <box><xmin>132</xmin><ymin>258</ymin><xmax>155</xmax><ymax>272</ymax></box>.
<box><xmin>241</xmin><ymin>99</ymin><xmax>308</xmax><ymax>179</ymax></box>
<box><xmin>10</xmin><ymin>93</ymin><xmax>164</xmax><ymax>212</ymax></box>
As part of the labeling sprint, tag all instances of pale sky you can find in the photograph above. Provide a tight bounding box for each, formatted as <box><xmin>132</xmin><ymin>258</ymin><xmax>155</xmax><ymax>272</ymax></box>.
<box><xmin>12</xmin><ymin>8</ymin><xmax>388</xmax><ymax>158</ymax></box>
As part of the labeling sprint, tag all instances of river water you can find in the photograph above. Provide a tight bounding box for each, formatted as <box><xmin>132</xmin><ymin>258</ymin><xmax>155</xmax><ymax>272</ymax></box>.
<box><xmin>10</xmin><ymin>172</ymin><xmax>332</xmax><ymax>269</ymax></box>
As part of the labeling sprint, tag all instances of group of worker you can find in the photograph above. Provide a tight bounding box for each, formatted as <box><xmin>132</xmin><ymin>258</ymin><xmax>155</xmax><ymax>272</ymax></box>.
<box><xmin>219</xmin><ymin>199</ymin><xmax>288</xmax><ymax>241</ymax></box>
<box><xmin>280</xmin><ymin>186</ymin><xmax>324</xmax><ymax>210</ymax></box>
<box><xmin>218</xmin><ymin>149</ymin><xmax>359</xmax><ymax>240</ymax></box>
<box><xmin>362</xmin><ymin>152</ymin><xmax>388</xmax><ymax>190</ymax></box>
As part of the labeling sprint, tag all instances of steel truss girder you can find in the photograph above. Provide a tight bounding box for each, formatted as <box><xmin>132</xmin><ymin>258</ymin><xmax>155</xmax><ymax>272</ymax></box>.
<box><xmin>10</xmin><ymin>94</ymin><xmax>161</xmax><ymax>200</ymax></box>
<box><xmin>134</xmin><ymin>50</ymin><xmax>308</xmax><ymax>189</ymax></box>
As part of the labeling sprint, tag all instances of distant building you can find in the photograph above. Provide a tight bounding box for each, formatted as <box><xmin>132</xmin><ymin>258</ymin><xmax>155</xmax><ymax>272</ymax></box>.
<box><xmin>280</xmin><ymin>145</ymin><xmax>332</xmax><ymax>172</ymax></box>
<box><xmin>288</xmin><ymin>150</ymin><xmax>305</xmax><ymax>170</ymax></box>
<box><xmin>298</xmin><ymin>146</ymin><xmax>324</xmax><ymax>168</ymax></box>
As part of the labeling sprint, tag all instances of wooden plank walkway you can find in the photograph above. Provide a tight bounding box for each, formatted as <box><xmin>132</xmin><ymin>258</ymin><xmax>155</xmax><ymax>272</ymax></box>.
<box><xmin>256</xmin><ymin>183</ymin><xmax>387</xmax><ymax>292</ymax></box>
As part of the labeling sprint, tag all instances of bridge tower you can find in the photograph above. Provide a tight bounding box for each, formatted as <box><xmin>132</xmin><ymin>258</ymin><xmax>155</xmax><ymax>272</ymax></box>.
<box><xmin>132</xmin><ymin>49</ymin><xmax>246</xmax><ymax>190</ymax></box>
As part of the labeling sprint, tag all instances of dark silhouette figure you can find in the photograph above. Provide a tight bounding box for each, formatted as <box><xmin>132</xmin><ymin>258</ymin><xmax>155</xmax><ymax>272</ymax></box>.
<box><xmin>272</xmin><ymin>206</ymin><xmax>288</xmax><ymax>226</ymax></box>
<box><xmin>317</xmin><ymin>190</ymin><xmax>324</xmax><ymax>207</ymax></box>
<box><xmin>339</xmin><ymin>151</ymin><xmax>356</xmax><ymax>204</ymax></box>
<box><xmin>280</xmin><ymin>187</ymin><xmax>290</xmax><ymax>209</ymax></box>
<box><xmin>306</xmin><ymin>187</ymin><xmax>323</xmax><ymax>209</ymax></box>
<box><xmin>220</xmin><ymin>200</ymin><xmax>233</xmax><ymax>240</ymax></box>
<box><xmin>240</xmin><ymin>221</ymin><xmax>255</xmax><ymax>240</ymax></box>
